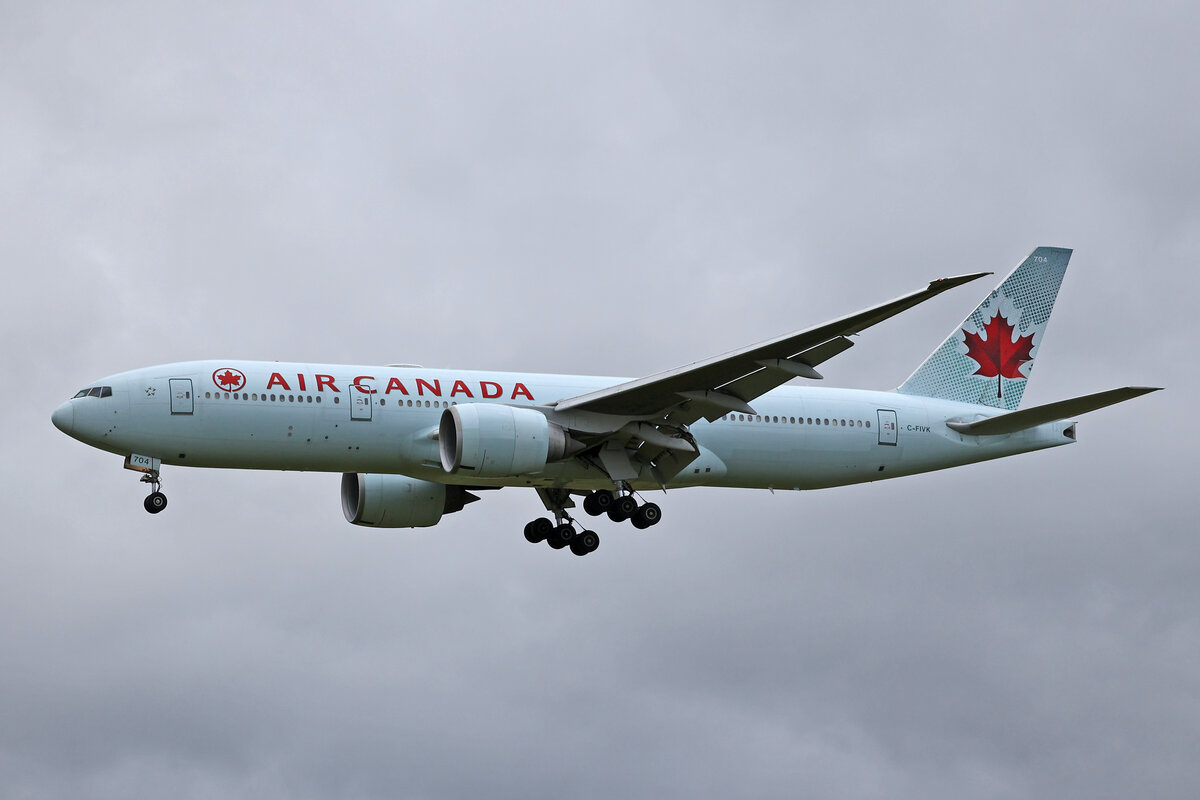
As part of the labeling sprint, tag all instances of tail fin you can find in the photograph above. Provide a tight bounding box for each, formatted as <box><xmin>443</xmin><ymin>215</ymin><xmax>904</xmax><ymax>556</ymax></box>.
<box><xmin>897</xmin><ymin>246</ymin><xmax>1072</xmax><ymax>410</ymax></box>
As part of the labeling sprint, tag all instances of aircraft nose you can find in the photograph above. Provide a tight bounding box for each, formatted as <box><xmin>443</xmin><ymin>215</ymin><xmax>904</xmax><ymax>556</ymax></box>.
<box><xmin>51</xmin><ymin>401</ymin><xmax>74</xmax><ymax>435</ymax></box>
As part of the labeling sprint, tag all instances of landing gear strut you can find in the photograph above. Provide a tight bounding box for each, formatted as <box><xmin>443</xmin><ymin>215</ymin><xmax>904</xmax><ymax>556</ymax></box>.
<box><xmin>140</xmin><ymin>471</ymin><xmax>167</xmax><ymax>514</ymax></box>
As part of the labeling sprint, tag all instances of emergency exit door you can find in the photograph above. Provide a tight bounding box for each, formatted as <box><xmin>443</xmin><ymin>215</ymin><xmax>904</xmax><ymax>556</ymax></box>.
<box><xmin>877</xmin><ymin>409</ymin><xmax>897</xmax><ymax>446</ymax></box>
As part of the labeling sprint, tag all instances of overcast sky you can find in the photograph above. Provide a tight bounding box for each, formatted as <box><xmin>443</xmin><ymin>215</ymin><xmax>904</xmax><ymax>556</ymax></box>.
<box><xmin>2</xmin><ymin>2</ymin><xmax>1197</xmax><ymax>798</ymax></box>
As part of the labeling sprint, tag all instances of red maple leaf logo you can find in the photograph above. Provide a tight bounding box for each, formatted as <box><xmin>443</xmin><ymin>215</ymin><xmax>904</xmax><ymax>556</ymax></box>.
<box><xmin>213</xmin><ymin>368</ymin><xmax>245</xmax><ymax>391</ymax></box>
<box><xmin>962</xmin><ymin>311</ymin><xmax>1035</xmax><ymax>399</ymax></box>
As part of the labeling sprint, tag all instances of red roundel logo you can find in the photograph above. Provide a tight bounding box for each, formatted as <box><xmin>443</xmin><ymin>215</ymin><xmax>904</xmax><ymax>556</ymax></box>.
<box><xmin>213</xmin><ymin>367</ymin><xmax>246</xmax><ymax>392</ymax></box>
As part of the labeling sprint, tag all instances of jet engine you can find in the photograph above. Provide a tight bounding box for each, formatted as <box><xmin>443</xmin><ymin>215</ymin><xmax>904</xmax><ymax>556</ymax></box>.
<box><xmin>341</xmin><ymin>473</ymin><xmax>476</xmax><ymax>528</ymax></box>
<box><xmin>439</xmin><ymin>403</ymin><xmax>577</xmax><ymax>477</ymax></box>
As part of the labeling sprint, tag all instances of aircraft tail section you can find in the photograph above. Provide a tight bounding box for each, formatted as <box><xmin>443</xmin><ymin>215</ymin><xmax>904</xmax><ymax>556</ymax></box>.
<box><xmin>897</xmin><ymin>246</ymin><xmax>1072</xmax><ymax>410</ymax></box>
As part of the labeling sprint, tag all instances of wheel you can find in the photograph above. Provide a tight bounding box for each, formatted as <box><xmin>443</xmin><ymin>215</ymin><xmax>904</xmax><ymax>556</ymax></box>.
<box><xmin>591</xmin><ymin>490</ymin><xmax>615</xmax><ymax>513</ymax></box>
<box><xmin>546</xmin><ymin>523</ymin><xmax>574</xmax><ymax>549</ymax></box>
<box><xmin>144</xmin><ymin>492</ymin><xmax>167</xmax><ymax>514</ymax></box>
<box><xmin>578</xmin><ymin>530</ymin><xmax>599</xmax><ymax>552</ymax></box>
<box><xmin>631</xmin><ymin>502</ymin><xmax>661</xmax><ymax>529</ymax></box>
<box><xmin>524</xmin><ymin>517</ymin><xmax>553</xmax><ymax>543</ymax></box>
<box><xmin>608</xmin><ymin>494</ymin><xmax>637</xmax><ymax>522</ymax></box>
<box><xmin>582</xmin><ymin>493</ymin><xmax>602</xmax><ymax>516</ymax></box>
<box><xmin>569</xmin><ymin>531</ymin><xmax>599</xmax><ymax>556</ymax></box>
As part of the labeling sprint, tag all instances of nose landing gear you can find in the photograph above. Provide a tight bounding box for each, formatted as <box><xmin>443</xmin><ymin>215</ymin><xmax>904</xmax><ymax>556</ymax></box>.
<box><xmin>140</xmin><ymin>471</ymin><xmax>167</xmax><ymax>514</ymax></box>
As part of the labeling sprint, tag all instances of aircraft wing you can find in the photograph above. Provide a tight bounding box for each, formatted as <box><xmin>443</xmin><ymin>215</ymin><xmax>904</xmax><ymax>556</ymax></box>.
<box><xmin>555</xmin><ymin>272</ymin><xmax>991</xmax><ymax>424</ymax></box>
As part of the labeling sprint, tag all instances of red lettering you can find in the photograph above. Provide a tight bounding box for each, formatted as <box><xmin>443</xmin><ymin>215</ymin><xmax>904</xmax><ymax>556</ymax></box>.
<box><xmin>385</xmin><ymin>377</ymin><xmax>409</xmax><ymax>395</ymax></box>
<box><xmin>267</xmin><ymin>372</ymin><xmax>291</xmax><ymax>391</ymax></box>
<box><xmin>450</xmin><ymin>380</ymin><xmax>474</xmax><ymax>398</ymax></box>
<box><xmin>353</xmin><ymin>375</ymin><xmax>377</xmax><ymax>394</ymax></box>
<box><xmin>296</xmin><ymin>373</ymin><xmax>307</xmax><ymax>391</ymax></box>
<box><xmin>511</xmin><ymin>382</ymin><xmax>534</xmax><ymax>401</ymax></box>
<box><xmin>416</xmin><ymin>378</ymin><xmax>441</xmax><ymax>397</ymax></box>
<box><xmin>480</xmin><ymin>381</ymin><xmax>502</xmax><ymax>399</ymax></box>
<box><xmin>315</xmin><ymin>374</ymin><xmax>338</xmax><ymax>392</ymax></box>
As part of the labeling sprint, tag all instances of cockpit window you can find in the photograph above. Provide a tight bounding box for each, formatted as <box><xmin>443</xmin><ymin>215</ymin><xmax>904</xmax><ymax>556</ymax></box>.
<box><xmin>100</xmin><ymin>386</ymin><xmax>112</xmax><ymax>397</ymax></box>
<box><xmin>74</xmin><ymin>386</ymin><xmax>113</xmax><ymax>398</ymax></box>
<box><xmin>87</xmin><ymin>387</ymin><xmax>104</xmax><ymax>397</ymax></box>
<box><xmin>74</xmin><ymin>389</ymin><xmax>90</xmax><ymax>398</ymax></box>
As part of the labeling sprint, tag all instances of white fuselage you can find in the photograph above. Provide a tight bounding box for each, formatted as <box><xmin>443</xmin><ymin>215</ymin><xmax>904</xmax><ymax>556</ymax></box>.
<box><xmin>53</xmin><ymin>360</ymin><xmax>1075</xmax><ymax>492</ymax></box>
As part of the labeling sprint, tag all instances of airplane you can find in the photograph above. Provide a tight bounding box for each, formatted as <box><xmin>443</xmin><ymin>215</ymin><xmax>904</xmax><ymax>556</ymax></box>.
<box><xmin>52</xmin><ymin>247</ymin><xmax>1159</xmax><ymax>556</ymax></box>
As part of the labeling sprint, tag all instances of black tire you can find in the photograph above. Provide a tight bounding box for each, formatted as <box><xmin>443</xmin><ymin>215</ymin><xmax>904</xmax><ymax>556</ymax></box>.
<box><xmin>546</xmin><ymin>524</ymin><xmax>574</xmax><ymax>549</ymax></box>
<box><xmin>582</xmin><ymin>493</ymin><xmax>602</xmax><ymax>516</ymax></box>
<box><xmin>592</xmin><ymin>490</ymin><xmax>615</xmax><ymax>512</ymax></box>
<box><xmin>570</xmin><ymin>539</ymin><xmax>590</xmax><ymax>556</ymax></box>
<box><xmin>524</xmin><ymin>517</ymin><xmax>552</xmax><ymax>544</ymax></box>
<box><xmin>577</xmin><ymin>530</ymin><xmax>600</xmax><ymax>552</ymax></box>
<box><xmin>632</xmin><ymin>502</ymin><xmax>661</xmax><ymax>529</ymax></box>
<box><xmin>612</xmin><ymin>495</ymin><xmax>638</xmax><ymax>521</ymax></box>
<box><xmin>144</xmin><ymin>492</ymin><xmax>167</xmax><ymax>514</ymax></box>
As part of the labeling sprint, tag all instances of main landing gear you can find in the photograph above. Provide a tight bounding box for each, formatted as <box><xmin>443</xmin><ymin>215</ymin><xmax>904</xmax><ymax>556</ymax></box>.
<box><xmin>524</xmin><ymin>486</ymin><xmax>662</xmax><ymax>557</ymax></box>
<box><xmin>582</xmin><ymin>489</ymin><xmax>661</xmax><ymax>529</ymax></box>
<box><xmin>140</xmin><ymin>471</ymin><xmax>167</xmax><ymax>514</ymax></box>
<box><xmin>523</xmin><ymin>517</ymin><xmax>600</xmax><ymax>557</ymax></box>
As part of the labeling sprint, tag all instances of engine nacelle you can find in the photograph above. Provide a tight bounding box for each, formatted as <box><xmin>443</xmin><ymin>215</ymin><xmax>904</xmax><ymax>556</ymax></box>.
<box><xmin>341</xmin><ymin>473</ymin><xmax>474</xmax><ymax>528</ymax></box>
<box><xmin>439</xmin><ymin>403</ymin><xmax>574</xmax><ymax>477</ymax></box>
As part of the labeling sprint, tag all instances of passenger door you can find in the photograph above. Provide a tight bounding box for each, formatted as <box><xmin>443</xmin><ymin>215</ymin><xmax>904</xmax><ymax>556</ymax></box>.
<box><xmin>351</xmin><ymin>382</ymin><xmax>374</xmax><ymax>421</ymax></box>
<box><xmin>169</xmin><ymin>379</ymin><xmax>194</xmax><ymax>414</ymax></box>
<box><xmin>877</xmin><ymin>409</ymin><xmax>897</xmax><ymax>446</ymax></box>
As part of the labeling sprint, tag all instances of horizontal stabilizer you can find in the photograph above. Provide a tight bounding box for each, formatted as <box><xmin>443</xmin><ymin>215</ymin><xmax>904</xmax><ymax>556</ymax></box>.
<box><xmin>946</xmin><ymin>387</ymin><xmax>1162</xmax><ymax>436</ymax></box>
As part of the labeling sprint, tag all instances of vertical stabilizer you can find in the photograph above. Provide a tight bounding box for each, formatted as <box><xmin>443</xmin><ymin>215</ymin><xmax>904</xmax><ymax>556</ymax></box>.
<box><xmin>897</xmin><ymin>246</ymin><xmax>1072</xmax><ymax>410</ymax></box>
